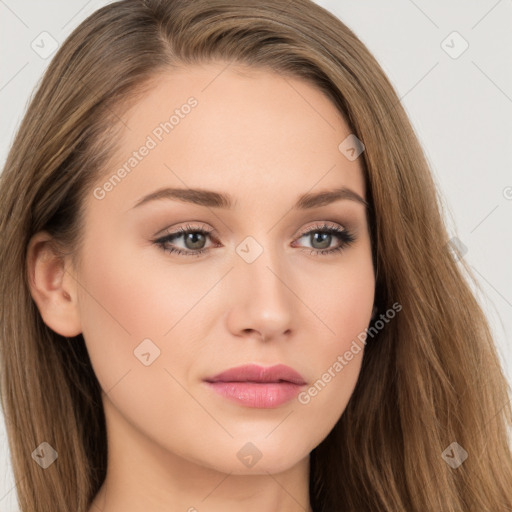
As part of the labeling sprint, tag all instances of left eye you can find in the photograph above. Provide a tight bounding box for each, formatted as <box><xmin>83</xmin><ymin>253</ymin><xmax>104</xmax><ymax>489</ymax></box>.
<box><xmin>153</xmin><ymin>222</ymin><xmax>356</xmax><ymax>258</ymax></box>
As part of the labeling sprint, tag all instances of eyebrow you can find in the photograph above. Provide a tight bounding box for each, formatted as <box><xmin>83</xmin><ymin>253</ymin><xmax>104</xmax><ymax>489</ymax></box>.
<box><xmin>130</xmin><ymin>186</ymin><xmax>368</xmax><ymax>210</ymax></box>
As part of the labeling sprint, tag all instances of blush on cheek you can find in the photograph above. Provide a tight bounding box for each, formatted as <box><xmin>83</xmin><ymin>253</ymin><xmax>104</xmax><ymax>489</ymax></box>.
<box><xmin>79</xmin><ymin>241</ymin><xmax>159</xmax><ymax>338</ymax></box>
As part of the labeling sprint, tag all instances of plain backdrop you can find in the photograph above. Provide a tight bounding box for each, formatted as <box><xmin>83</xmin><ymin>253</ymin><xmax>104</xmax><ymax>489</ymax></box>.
<box><xmin>1</xmin><ymin>1</ymin><xmax>511</xmax><ymax>510</ymax></box>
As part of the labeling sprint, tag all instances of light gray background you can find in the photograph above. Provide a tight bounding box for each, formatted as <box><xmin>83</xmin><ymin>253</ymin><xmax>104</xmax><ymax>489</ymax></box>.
<box><xmin>1</xmin><ymin>1</ymin><xmax>511</xmax><ymax>510</ymax></box>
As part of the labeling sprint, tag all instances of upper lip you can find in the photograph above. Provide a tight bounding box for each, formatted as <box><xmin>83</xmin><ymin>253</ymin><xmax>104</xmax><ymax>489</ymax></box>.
<box><xmin>204</xmin><ymin>364</ymin><xmax>306</xmax><ymax>385</ymax></box>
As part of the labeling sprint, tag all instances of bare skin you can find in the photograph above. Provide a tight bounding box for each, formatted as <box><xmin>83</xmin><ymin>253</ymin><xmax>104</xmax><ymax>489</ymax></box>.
<box><xmin>27</xmin><ymin>61</ymin><xmax>375</xmax><ymax>512</ymax></box>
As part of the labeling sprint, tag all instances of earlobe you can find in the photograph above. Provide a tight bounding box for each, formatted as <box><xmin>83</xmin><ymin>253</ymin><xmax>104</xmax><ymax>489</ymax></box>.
<box><xmin>26</xmin><ymin>231</ymin><xmax>82</xmax><ymax>337</ymax></box>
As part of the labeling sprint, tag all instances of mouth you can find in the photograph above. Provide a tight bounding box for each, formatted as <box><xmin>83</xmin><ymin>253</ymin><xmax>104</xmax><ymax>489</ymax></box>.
<box><xmin>203</xmin><ymin>364</ymin><xmax>307</xmax><ymax>408</ymax></box>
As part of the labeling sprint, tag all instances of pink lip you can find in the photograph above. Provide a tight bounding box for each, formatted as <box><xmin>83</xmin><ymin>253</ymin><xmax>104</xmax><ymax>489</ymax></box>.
<box><xmin>204</xmin><ymin>364</ymin><xmax>307</xmax><ymax>408</ymax></box>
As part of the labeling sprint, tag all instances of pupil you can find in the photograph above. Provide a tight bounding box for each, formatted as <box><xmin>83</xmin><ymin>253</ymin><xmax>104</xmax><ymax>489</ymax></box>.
<box><xmin>312</xmin><ymin>232</ymin><xmax>330</xmax><ymax>249</ymax></box>
<box><xmin>186</xmin><ymin>232</ymin><xmax>205</xmax><ymax>249</ymax></box>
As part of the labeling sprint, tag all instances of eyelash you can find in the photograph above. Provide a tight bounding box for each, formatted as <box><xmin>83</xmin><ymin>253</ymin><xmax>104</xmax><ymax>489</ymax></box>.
<box><xmin>153</xmin><ymin>222</ymin><xmax>356</xmax><ymax>258</ymax></box>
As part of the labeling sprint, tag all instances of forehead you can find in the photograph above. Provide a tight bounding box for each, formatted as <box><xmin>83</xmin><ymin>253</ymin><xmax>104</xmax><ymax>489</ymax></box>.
<box><xmin>89</xmin><ymin>62</ymin><xmax>366</xmax><ymax>215</ymax></box>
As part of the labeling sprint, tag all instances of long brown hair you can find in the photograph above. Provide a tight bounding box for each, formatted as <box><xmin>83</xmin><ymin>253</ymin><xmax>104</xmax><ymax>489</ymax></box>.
<box><xmin>1</xmin><ymin>1</ymin><xmax>511</xmax><ymax>510</ymax></box>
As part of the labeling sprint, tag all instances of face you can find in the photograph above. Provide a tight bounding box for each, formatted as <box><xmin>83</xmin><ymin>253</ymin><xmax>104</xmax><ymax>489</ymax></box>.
<box><xmin>74</xmin><ymin>62</ymin><xmax>375</xmax><ymax>476</ymax></box>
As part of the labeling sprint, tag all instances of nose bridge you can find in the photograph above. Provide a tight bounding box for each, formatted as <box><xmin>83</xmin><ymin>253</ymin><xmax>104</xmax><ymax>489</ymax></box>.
<box><xmin>236</xmin><ymin>232</ymin><xmax>284</xmax><ymax>288</ymax></box>
<box><xmin>232</xmin><ymin>232</ymin><xmax>294</xmax><ymax>333</ymax></box>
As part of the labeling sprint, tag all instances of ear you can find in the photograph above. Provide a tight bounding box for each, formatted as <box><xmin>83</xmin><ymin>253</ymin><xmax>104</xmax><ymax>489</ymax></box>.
<box><xmin>26</xmin><ymin>231</ymin><xmax>82</xmax><ymax>337</ymax></box>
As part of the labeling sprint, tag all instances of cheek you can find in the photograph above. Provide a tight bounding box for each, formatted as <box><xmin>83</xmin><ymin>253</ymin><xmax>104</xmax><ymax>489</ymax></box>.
<box><xmin>76</xmin><ymin>237</ymin><xmax>190</xmax><ymax>389</ymax></box>
<box><xmin>295</xmin><ymin>253</ymin><xmax>374</xmax><ymax>424</ymax></box>
<box><xmin>77</xmin><ymin>232</ymin><xmax>226</xmax><ymax>400</ymax></box>
<box><xmin>309</xmin><ymin>245</ymin><xmax>375</xmax><ymax>349</ymax></box>
<box><xmin>79</xmin><ymin>225</ymin><xmax>213</xmax><ymax>333</ymax></box>
<box><xmin>329</xmin><ymin>269</ymin><xmax>374</xmax><ymax>339</ymax></box>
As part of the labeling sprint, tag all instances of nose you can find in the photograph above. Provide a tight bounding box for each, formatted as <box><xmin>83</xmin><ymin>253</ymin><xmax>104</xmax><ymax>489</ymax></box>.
<box><xmin>225</xmin><ymin>240</ymin><xmax>295</xmax><ymax>342</ymax></box>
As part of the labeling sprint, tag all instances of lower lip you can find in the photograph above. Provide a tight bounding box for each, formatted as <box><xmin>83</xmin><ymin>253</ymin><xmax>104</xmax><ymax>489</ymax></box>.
<box><xmin>205</xmin><ymin>381</ymin><xmax>304</xmax><ymax>408</ymax></box>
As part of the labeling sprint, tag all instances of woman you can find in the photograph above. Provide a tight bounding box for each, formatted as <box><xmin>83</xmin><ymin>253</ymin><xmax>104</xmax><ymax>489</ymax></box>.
<box><xmin>0</xmin><ymin>1</ymin><xmax>511</xmax><ymax>511</ymax></box>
